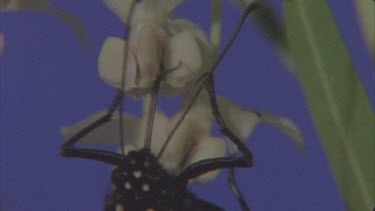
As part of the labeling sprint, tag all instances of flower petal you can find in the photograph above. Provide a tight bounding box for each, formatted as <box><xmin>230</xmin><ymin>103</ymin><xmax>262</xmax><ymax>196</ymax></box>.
<box><xmin>98</xmin><ymin>37</ymin><xmax>129</xmax><ymax>89</ymax></box>
<box><xmin>217</xmin><ymin>96</ymin><xmax>260</xmax><ymax>141</ymax></box>
<box><xmin>100</xmin><ymin>2</ymin><xmax>214</xmax><ymax>97</ymax></box>
<box><xmin>99</xmin><ymin>27</ymin><xmax>166</xmax><ymax>97</ymax></box>
<box><xmin>164</xmin><ymin>31</ymin><xmax>203</xmax><ymax>90</ymax></box>
<box><xmin>124</xmin><ymin>109</ymin><xmax>169</xmax><ymax>154</ymax></box>
<box><xmin>102</xmin><ymin>0</ymin><xmax>136</xmax><ymax>23</ymax></box>
<box><xmin>160</xmin><ymin>19</ymin><xmax>213</xmax><ymax>96</ymax></box>
<box><xmin>186</xmin><ymin>91</ymin><xmax>260</xmax><ymax>141</ymax></box>
<box><xmin>131</xmin><ymin>24</ymin><xmax>162</xmax><ymax>89</ymax></box>
<box><xmin>168</xmin><ymin>19</ymin><xmax>212</xmax><ymax>52</ymax></box>
<box><xmin>158</xmin><ymin>0</ymin><xmax>183</xmax><ymax>13</ymax></box>
<box><xmin>61</xmin><ymin>110</ymin><xmax>141</xmax><ymax>147</ymax></box>
<box><xmin>125</xmin><ymin>105</ymin><xmax>187</xmax><ymax>173</ymax></box>
<box><xmin>185</xmin><ymin>136</ymin><xmax>226</xmax><ymax>183</ymax></box>
<box><xmin>182</xmin><ymin>91</ymin><xmax>214</xmax><ymax>132</ymax></box>
<box><xmin>256</xmin><ymin>110</ymin><xmax>305</xmax><ymax>152</ymax></box>
<box><xmin>156</xmin><ymin>111</ymin><xmax>200</xmax><ymax>174</ymax></box>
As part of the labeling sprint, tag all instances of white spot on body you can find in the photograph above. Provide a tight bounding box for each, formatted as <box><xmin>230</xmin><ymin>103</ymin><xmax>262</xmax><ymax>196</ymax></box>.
<box><xmin>130</xmin><ymin>158</ymin><xmax>136</xmax><ymax>165</ymax></box>
<box><xmin>124</xmin><ymin>181</ymin><xmax>132</xmax><ymax>190</ymax></box>
<box><xmin>133</xmin><ymin>170</ymin><xmax>142</xmax><ymax>178</ymax></box>
<box><xmin>116</xmin><ymin>204</ymin><xmax>125</xmax><ymax>211</ymax></box>
<box><xmin>142</xmin><ymin>183</ymin><xmax>150</xmax><ymax>192</ymax></box>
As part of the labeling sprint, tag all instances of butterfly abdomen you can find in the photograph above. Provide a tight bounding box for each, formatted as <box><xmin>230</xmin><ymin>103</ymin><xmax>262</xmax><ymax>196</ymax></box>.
<box><xmin>104</xmin><ymin>149</ymin><xmax>223</xmax><ymax>211</ymax></box>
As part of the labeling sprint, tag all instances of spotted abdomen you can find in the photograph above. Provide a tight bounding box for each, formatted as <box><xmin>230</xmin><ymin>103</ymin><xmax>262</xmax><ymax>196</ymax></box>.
<box><xmin>104</xmin><ymin>149</ymin><xmax>223</xmax><ymax>211</ymax></box>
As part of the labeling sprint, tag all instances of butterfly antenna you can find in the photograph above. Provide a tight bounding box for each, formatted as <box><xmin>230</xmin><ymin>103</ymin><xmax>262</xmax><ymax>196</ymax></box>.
<box><xmin>209</xmin><ymin>2</ymin><xmax>258</xmax><ymax>75</ymax></box>
<box><xmin>143</xmin><ymin>80</ymin><xmax>160</xmax><ymax>150</ymax></box>
<box><xmin>156</xmin><ymin>84</ymin><xmax>204</xmax><ymax>159</ymax></box>
<box><xmin>157</xmin><ymin>2</ymin><xmax>259</xmax><ymax>159</ymax></box>
<box><xmin>143</xmin><ymin>69</ymin><xmax>175</xmax><ymax>150</ymax></box>
<box><xmin>118</xmin><ymin>0</ymin><xmax>138</xmax><ymax>156</ymax></box>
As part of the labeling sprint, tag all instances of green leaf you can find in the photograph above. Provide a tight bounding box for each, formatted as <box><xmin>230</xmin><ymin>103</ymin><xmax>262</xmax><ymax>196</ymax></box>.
<box><xmin>210</xmin><ymin>0</ymin><xmax>222</xmax><ymax>54</ymax></box>
<box><xmin>0</xmin><ymin>0</ymin><xmax>50</xmax><ymax>10</ymax></box>
<box><xmin>252</xmin><ymin>1</ymin><xmax>288</xmax><ymax>53</ymax></box>
<box><xmin>354</xmin><ymin>0</ymin><xmax>375</xmax><ymax>56</ymax></box>
<box><xmin>236</xmin><ymin>0</ymin><xmax>288</xmax><ymax>55</ymax></box>
<box><xmin>284</xmin><ymin>1</ymin><xmax>375</xmax><ymax>210</ymax></box>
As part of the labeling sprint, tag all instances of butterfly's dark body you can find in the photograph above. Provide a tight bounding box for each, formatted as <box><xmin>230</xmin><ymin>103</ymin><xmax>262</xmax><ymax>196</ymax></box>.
<box><xmin>104</xmin><ymin>149</ymin><xmax>223</xmax><ymax>211</ymax></box>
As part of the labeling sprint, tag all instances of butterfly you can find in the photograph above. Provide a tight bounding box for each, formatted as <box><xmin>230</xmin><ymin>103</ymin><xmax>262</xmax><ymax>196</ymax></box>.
<box><xmin>61</xmin><ymin>2</ymin><xmax>262</xmax><ymax>210</ymax></box>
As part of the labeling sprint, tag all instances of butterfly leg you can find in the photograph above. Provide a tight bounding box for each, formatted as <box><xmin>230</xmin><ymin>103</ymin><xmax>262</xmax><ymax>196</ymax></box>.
<box><xmin>60</xmin><ymin>89</ymin><xmax>124</xmax><ymax>165</ymax></box>
<box><xmin>206</xmin><ymin>72</ymin><xmax>254</xmax><ymax>210</ymax></box>
<box><xmin>228</xmin><ymin>167</ymin><xmax>250</xmax><ymax>211</ymax></box>
<box><xmin>205</xmin><ymin>72</ymin><xmax>254</xmax><ymax>165</ymax></box>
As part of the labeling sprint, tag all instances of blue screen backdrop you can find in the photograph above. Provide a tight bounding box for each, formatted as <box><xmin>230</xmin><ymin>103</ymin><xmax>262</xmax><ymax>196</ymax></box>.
<box><xmin>1</xmin><ymin>0</ymin><xmax>374</xmax><ymax>210</ymax></box>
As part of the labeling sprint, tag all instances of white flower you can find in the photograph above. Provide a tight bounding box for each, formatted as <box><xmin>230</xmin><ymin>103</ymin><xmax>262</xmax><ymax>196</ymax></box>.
<box><xmin>99</xmin><ymin>0</ymin><xmax>214</xmax><ymax>97</ymax></box>
<box><xmin>63</xmin><ymin>0</ymin><xmax>305</xmax><ymax>184</ymax></box>
<box><xmin>61</xmin><ymin>92</ymin><xmax>262</xmax><ymax>183</ymax></box>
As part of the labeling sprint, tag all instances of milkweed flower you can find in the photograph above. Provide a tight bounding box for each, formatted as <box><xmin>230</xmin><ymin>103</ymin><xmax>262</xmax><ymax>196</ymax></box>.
<box><xmin>99</xmin><ymin>0</ymin><xmax>214</xmax><ymax>97</ymax></box>
<box><xmin>62</xmin><ymin>0</ymin><xmax>304</xmax><ymax>184</ymax></box>
<box><xmin>61</xmin><ymin>92</ymin><xmax>261</xmax><ymax>183</ymax></box>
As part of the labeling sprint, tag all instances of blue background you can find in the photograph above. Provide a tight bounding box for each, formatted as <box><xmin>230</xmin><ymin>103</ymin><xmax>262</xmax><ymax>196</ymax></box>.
<box><xmin>1</xmin><ymin>0</ymin><xmax>374</xmax><ymax>210</ymax></box>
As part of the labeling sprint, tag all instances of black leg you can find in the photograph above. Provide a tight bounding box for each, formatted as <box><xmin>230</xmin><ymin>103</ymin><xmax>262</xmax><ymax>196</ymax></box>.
<box><xmin>60</xmin><ymin>89</ymin><xmax>124</xmax><ymax>166</ymax></box>
<box><xmin>205</xmin><ymin>72</ymin><xmax>253</xmax><ymax>211</ymax></box>
<box><xmin>178</xmin><ymin>156</ymin><xmax>251</xmax><ymax>183</ymax></box>
<box><xmin>169</xmin><ymin>2</ymin><xmax>259</xmax><ymax>182</ymax></box>
<box><xmin>175</xmin><ymin>2</ymin><xmax>259</xmax><ymax>206</ymax></box>
<box><xmin>177</xmin><ymin>72</ymin><xmax>254</xmax><ymax>209</ymax></box>
<box><xmin>228</xmin><ymin>167</ymin><xmax>250</xmax><ymax>211</ymax></box>
<box><xmin>161</xmin><ymin>73</ymin><xmax>253</xmax><ymax>185</ymax></box>
<box><xmin>143</xmin><ymin>69</ymin><xmax>174</xmax><ymax>149</ymax></box>
<box><xmin>205</xmin><ymin>72</ymin><xmax>254</xmax><ymax>164</ymax></box>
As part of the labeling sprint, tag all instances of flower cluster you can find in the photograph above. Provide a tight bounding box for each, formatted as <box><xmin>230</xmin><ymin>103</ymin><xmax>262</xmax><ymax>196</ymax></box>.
<box><xmin>62</xmin><ymin>0</ymin><xmax>303</xmax><ymax>183</ymax></box>
<box><xmin>99</xmin><ymin>0</ymin><xmax>213</xmax><ymax>97</ymax></box>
